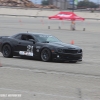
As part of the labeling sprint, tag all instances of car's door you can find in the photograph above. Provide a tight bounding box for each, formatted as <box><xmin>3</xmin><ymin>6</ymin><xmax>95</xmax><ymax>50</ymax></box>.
<box><xmin>18</xmin><ymin>34</ymin><xmax>36</xmax><ymax>57</ymax></box>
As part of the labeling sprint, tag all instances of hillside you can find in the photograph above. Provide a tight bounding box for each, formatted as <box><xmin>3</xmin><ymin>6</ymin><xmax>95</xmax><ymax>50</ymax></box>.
<box><xmin>0</xmin><ymin>0</ymin><xmax>39</xmax><ymax>7</ymax></box>
<box><xmin>0</xmin><ymin>0</ymin><xmax>58</xmax><ymax>9</ymax></box>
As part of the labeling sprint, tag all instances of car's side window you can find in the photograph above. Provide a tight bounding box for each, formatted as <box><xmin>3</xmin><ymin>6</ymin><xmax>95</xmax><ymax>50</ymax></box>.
<box><xmin>21</xmin><ymin>35</ymin><xmax>34</xmax><ymax>41</ymax></box>
<box><xmin>15</xmin><ymin>34</ymin><xmax>22</xmax><ymax>40</ymax></box>
<box><xmin>21</xmin><ymin>35</ymin><xmax>28</xmax><ymax>40</ymax></box>
<box><xmin>27</xmin><ymin>35</ymin><xmax>34</xmax><ymax>40</ymax></box>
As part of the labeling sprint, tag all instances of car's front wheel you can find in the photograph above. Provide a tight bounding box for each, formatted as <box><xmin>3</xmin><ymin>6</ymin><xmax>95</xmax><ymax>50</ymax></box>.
<box><xmin>2</xmin><ymin>44</ymin><xmax>13</xmax><ymax>58</ymax></box>
<box><xmin>41</xmin><ymin>48</ymin><xmax>51</xmax><ymax>62</ymax></box>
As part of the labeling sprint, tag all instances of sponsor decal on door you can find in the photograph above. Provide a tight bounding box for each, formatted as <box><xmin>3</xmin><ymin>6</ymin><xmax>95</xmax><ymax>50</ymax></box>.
<box><xmin>19</xmin><ymin>45</ymin><xmax>33</xmax><ymax>56</ymax></box>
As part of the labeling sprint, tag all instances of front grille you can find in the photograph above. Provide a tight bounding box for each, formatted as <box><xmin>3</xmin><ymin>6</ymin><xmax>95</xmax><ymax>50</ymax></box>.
<box><xmin>63</xmin><ymin>55</ymin><xmax>82</xmax><ymax>60</ymax></box>
<box><xmin>60</xmin><ymin>54</ymin><xmax>82</xmax><ymax>60</ymax></box>
<box><xmin>63</xmin><ymin>49</ymin><xmax>82</xmax><ymax>54</ymax></box>
<box><xmin>63</xmin><ymin>49</ymin><xmax>77</xmax><ymax>53</ymax></box>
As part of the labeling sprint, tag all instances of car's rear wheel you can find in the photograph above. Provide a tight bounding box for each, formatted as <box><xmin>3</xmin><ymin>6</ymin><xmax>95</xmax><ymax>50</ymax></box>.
<box><xmin>2</xmin><ymin>44</ymin><xmax>13</xmax><ymax>58</ymax></box>
<box><xmin>41</xmin><ymin>48</ymin><xmax>51</xmax><ymax>62</ymax></box>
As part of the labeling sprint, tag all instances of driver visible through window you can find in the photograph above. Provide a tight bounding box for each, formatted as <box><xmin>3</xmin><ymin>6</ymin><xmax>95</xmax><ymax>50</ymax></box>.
<box><xmin>21</xmin><ymin>35</ymin><xmax>34</xmax><ymax>41</ymax></box>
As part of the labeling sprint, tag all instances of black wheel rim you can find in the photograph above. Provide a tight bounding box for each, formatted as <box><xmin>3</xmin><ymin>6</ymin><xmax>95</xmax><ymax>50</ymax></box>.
<box><xmin>3</xmin><ymin>46</ymin><xmax>10</xmax><ymax>56</ymax></box>
<box><xmin>41</xmin><ymin>50</ymin><xmax>49</xmax><ymax>61</ymax></box>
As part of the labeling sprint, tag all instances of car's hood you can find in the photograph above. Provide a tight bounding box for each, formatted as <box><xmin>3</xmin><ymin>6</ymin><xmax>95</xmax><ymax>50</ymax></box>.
<box><xmin>48</xmin><ymin>42</ymin><xmax>80</xmax><ymax>49</ymax></box>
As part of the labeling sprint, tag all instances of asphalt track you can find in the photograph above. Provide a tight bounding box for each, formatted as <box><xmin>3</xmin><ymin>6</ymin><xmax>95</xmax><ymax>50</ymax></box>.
<box><xmin>0</xmin><ymin>16</ymin><xmax>100</xmax><ymax>100</ymax></box>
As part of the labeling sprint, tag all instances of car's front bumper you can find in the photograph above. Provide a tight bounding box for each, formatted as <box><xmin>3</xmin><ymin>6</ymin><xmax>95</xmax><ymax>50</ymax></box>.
<box><xmin>52</xmin><ymin>52</ymin><xmax>82</xmax><ymax>62</ymax></box>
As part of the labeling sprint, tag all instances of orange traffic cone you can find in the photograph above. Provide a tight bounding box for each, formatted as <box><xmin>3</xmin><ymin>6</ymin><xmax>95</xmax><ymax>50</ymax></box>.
<box><xmin>71</xmin><ymin>40</ymin><xmax>74</xmax><ymax>45</ymax></box>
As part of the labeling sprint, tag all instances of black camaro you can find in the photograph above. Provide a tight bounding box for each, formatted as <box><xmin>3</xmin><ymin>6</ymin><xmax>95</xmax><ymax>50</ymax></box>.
<box><xmin>0</xmin><ymin>33</ymin><xmax>82</xmax><ymax>63</ymax></box>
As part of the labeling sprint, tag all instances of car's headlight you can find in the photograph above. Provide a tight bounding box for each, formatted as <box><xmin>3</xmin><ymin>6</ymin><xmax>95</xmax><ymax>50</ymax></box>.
<box><xmin>57</xmin><ymin>48</ymin><xmax>63</xmax><ymax>53</ymax></box>
<box><xmin>78</xmin><ymin>49</ymin><xmax>82</xmax><ymax>53</ymax></box>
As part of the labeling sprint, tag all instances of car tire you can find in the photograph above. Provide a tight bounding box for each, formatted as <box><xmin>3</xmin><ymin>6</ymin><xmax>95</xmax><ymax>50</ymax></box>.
<box><xmin>2</xmin><ymin>44</ymin><xmax>13</xmax><ymax>58</ymax></box>
<box><xmin>41</xmin><ymin>48</ymin><xmax>51</xmax><ymax>62</ymax></box>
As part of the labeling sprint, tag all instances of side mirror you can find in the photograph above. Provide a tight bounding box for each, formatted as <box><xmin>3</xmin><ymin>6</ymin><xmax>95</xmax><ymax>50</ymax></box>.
<box><xmin>29</xmin><ymin>39</ymin><xmax>35</xmax><ymax>44</ymax></box>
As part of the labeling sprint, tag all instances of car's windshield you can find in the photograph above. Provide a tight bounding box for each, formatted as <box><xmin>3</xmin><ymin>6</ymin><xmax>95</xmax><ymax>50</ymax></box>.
<box><xmin>34</xmin><ymin>34</ymin><xmax>61</xmax><ymax>43</ymax></box>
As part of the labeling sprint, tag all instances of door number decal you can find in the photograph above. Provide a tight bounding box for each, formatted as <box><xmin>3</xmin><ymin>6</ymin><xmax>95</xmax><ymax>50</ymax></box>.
<box><xmin>27</xmin><ymin>45</ymin><xmax>33</xmax><ymax>52</ymax></box>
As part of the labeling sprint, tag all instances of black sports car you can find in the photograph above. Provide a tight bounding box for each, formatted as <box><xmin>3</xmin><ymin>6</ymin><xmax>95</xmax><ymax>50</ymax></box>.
<box><xmin>0</xmin><ymin>33</ymin><xmax>82</xmax><ymax>63</ymax></box>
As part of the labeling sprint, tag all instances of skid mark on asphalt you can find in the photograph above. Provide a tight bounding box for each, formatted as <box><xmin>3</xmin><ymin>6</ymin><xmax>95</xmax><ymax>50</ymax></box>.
<box><xmin>1</xmin><ymin>65</ymin><xmax>100</xmax><ymax>78</ymax></box>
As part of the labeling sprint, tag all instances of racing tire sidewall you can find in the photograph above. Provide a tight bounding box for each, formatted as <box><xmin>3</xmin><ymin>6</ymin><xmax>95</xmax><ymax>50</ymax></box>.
<box><xmin>2</xmin><ymin>44</ymin><xmax>13</xmax><ymax>58</ymax></box>
<box><xmin>41</xmin><ymin>48</ymin><xmax>51</xmax><ymax>62</ymax></box>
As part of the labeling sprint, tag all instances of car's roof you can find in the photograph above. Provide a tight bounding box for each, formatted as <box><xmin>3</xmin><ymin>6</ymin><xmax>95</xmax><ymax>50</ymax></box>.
<box><xmin>18</xmin><ymin>32</ymin><xmax>51</xmax><ymax>36</ymax></box>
